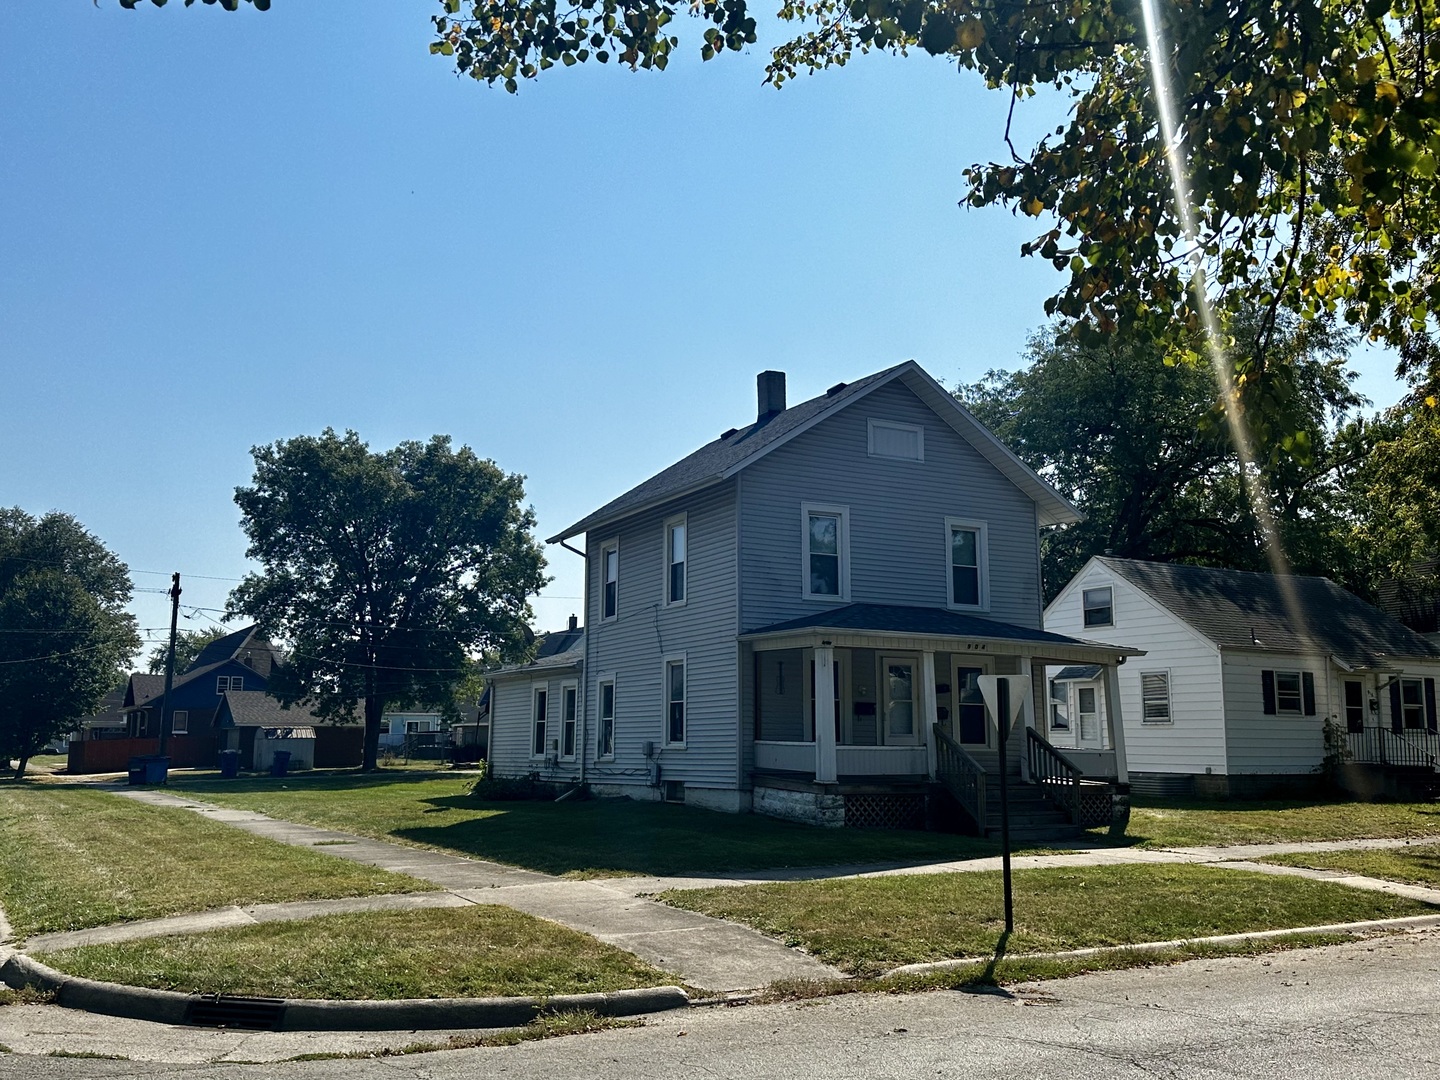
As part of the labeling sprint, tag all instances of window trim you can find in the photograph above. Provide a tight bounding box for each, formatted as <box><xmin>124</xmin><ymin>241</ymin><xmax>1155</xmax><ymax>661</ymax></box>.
<box><xmin>662</xmin><ymin>513</ymin><xmax>688</xmax><ymax>608</ymax></box>
<box><xmin>1082</xmin><ymin>585</ymin><xmax>1114</xmax><ymax>629</ymax></box>
<box><xmin>1273</xmin><ymin>669</ymin><xmax>1304</xmax><ymax>715</ymax></box>
<box><xmin>531</xmin><ymin>684</ymin><xmax>550</xmax><ymax>759</ymax></box>
<box><xmin>598</xmin><ymin>538</ymin><xmax>620</xmax><ymax>622</ymax></box>
<box><xmin>171</xmin><ymin>710</ymin><xmax>188</xmax><ymax>735</ymax></box>
<box><xmin>559</xmin><ymin>679</ymin><xmax>579</xmax><ymax>760</ymax></box>
<box><xmin>1344</xmin><ymin>678</ymin><xmax>1365</xmax><ymax>733</ymax></box>
<box><xmin>597</xmin><ymin>675</ymin><xmax>617</xmax><ymax>760</ymax></box>
<box><xmin>216</xmin><ymin>675</ymin><xmax>243</xmax><ymax>694</ymax></box>
<box><xmin>944</xmin><ymin>517</ymin><xmax>990</xmax><ymax>612</ymax></box>
<box><xmin>801</xmin><ymin>503</ymin><xmax>851</xmax><ymax>602</ymax></box>
<box><xmin>663</xmin><ymin>654</ymin><xmax>687</xmax><ymax>748</ymax></box>
<box><xmin>1400</xmin><ymin>677</ymin><xmax>1426</xmax><ymax>730</ymax></box>
<box><xmin>1140</xmin><ymin>669</ymin><xmax>1173</xmax><ymax>725</ymax></box>
<box><xmin>866</xmin><ymin>418</ymin><xmax>925</xmax><ymax>462</ymax></box>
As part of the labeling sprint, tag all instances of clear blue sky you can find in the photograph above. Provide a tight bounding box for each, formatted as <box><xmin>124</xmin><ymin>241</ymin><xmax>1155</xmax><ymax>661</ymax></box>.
<box><xmin>0</xmin><ymin>1</ymin><xmax>1405</xmax><ymax>655</ymax></box>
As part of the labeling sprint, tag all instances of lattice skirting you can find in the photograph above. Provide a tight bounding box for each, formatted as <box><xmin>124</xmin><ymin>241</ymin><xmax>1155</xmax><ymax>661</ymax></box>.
<box><xmin>844</xmin><ymin>793</ymin><xmax>927</xmax><ymax>830</ymax></box>
<box><xmin>1077</xmin><ymin>785</ymin><xmax>1115</xmax><ymax>828</ymax></box>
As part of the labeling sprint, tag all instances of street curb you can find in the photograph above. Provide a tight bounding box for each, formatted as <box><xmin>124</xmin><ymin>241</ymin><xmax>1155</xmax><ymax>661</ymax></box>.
<box><xmin>881</xmin><ymin>912</ymin><xmax>1440</xmax><ymax>978</ymax></box>
<box><xmin>0</xmin><ymin>952</ymin><xmax>688</xmax><ymax>1031</ymax></box>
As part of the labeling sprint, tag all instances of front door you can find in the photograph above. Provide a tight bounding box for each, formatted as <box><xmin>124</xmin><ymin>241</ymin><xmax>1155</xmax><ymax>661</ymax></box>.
<box><xmin>954</xmin><ymin>666</ymin><xmax>988</xmax><ymax>746</ymax></box>
<box><xmin>1076</xmin><ymin>685</ymin><xmax>1102</xmax><ymax>748</ymax></box>
<box><xmin>881</xmin><ymin>657</ymin><xmax>919</xmax><ymax>745</ymax></box>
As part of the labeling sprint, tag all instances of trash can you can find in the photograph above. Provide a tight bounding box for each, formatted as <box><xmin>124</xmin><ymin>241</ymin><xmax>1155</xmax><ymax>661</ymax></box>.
<box><xmin>219</xmin><ymin>749</ymin><xmax>240</xmax><ymax>779</ymax></box>
<box><xmin>127</xmin><ymin>755</ymin><xmax>170</xmax><ymax>785</ymax></box>
<box><xmin>270</xmin><ymin>750</ymin><xmax>291</xmax><ymax>778</ymax></box>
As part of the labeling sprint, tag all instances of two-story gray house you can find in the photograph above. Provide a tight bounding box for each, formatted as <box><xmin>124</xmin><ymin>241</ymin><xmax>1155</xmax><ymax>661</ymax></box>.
<box><xmin>487</xmin><ymin>362</ymin><xmax>1137</xmax><ymax>831</ymax></box>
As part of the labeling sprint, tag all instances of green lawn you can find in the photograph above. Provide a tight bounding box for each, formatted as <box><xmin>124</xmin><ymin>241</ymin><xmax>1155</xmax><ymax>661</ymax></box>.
<box><xmin>168</xmin><ymin>774</ymin><xmax>1007</xmax><ymax>877</ymax></box>
<box><xmin>660</xmin><ymin>864</ymin><xmax>1433</xmax><ymax>976</ymax></box>
<box><xmin>1261</xmin><ymin>843</ymin><xmax>1440</xmax><ymax>887</ymax></box>
<box><xmin>0</xmin><ymin>785</ymin><xmax>436</xmax><ymax>938</ymax></box>
<box><xmin>38</xmin><ymin>907</ymin><xmax>672</xmax><ymax>1000</ymax></box>
<box><xmin>1104</xmin><ymin>798</ymin><xmax>1440</xmax><ymax>849</ymax></box>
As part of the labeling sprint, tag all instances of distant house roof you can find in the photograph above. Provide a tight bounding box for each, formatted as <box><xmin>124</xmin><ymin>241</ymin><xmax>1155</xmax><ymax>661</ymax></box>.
<box><xmin>488</xmin><ymin>627</ymin><xmax>586</xmax><ymax>678</ymax></box>
<box><xmin>123</xmin><ymin>673</ymin><xmax>166</xmax><ymax>709</ymax></box>
<box><xmin>1097</xmin><ymin>557</ymin><xmax>1440</xmax><ymax>667</ymax></box>
<box><xmin>215</xmin><ymin>690</ymin><xmax>334</xmax><ymax>729</ymax></box>
<box><xmin>740</xmin><ymin>603</ymin><xmax>1137</xmax><ymax>655</ymax></box>
<box><xmin>1053</xmin><ymin>664</ymin><xmax>1103</xmax><ymax>681</ymax></box>
<box><xmin>548</xmin><ymin>361</ymin><xmax>1080</xmax><ymax>541</ymax></box>
<box><xmin>188</xmin><ymin>625</ymin><xmax>280</xmax><ymax>677</ymax></box>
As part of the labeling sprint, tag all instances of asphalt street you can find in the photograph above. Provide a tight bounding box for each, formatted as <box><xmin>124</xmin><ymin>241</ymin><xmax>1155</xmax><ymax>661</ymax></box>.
<box><xmin>4</xmin><ymin>930</ymin><xmax>1438</xmax><ymax>1079</ymax></box>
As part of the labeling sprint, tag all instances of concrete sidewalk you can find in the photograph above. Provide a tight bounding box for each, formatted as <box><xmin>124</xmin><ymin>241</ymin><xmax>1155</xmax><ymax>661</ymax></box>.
<box><xmin>105</xmin><ymin>788</ymin><xmax>842</xmax><ymax>992</ymax></box>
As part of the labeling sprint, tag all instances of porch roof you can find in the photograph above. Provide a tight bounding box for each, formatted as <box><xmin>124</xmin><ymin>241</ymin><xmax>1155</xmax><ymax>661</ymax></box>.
<box><xmin>740</xmin><ymin>603</ymin><xmax>1141</xmax><ymax>659</ymax></box>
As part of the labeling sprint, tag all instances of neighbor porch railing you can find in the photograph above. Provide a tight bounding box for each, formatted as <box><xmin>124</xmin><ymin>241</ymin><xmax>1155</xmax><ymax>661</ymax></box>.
<box><xmin>933</xmin><ymin>724</ymin><xmax>987</xmax><ymax>833</ymax></box>
<box><xmin>1347</xmin><ymin>725</ymin><xmax>1440</xmax><ymax>770</ymax></box>
<box><xmin>1027</xmin><ymin>727</ymin><xmax>1115</xmax><ymax>829</ymax></box>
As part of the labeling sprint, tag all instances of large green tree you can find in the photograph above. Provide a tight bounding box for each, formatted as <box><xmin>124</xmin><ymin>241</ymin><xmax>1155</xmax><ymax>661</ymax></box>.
<box><xmin>0</xmin><ymin>510</ymin><xmax>140</xmax><ymax>779</ymax></box>
<box><xmin>959</xmin><ymin>317</ymin><xmax>1370</xmax><ymax>601</ymax></box>
<box><xmin>145</xmin><ymin>625</ymin><xmax>230</xmax><ymax>675</ymax></box>
<box><xmin>228</xmin><ymin>430</ymin><xmax>548</xmax><ymax>771</ymax></box>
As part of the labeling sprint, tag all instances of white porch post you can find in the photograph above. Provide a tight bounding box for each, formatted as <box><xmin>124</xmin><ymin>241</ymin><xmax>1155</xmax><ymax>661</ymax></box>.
<box><xmin>921</xmin><ymin>651</ymin><xmax>939</xmax><ymax>779</ymax></box>
<box><xmin>815</xmin><ymin>644</ymin><xmax>838</xmax><ymax>784</ymax></box>
<box><xmin>1018</xmin><ymin>656</ymin><xmax>1036</xmax><ymax>782</ymax></box>
<box><xmin>1103</xmin><ymin>662</ymin><xmax>1130</xmax><ymax>784</ymax></box>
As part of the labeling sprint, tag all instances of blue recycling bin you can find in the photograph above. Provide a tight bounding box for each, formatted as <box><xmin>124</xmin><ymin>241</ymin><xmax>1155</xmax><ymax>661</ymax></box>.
<box><xmin>270</xmin><ymin>750</ymin><xmax>291</xmax><ymax>778</ymax></box>
<box><xmin>127</xmin><ymin>755</ymin><xmax>170</xmax><ymax>785</ymax></box>
<box><xmin>219</xmin><ymin>749</ymin><xmax>240</xmax><ymax>779</ymax></box>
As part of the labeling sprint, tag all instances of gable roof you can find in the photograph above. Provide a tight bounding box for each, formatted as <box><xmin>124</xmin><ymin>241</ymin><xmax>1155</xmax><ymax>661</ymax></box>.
<box><xmin>215</xmin><ymin>690</ymin><xmax>334</xmax><ymax>729</ymax></box>
<box><xmin>548</xmin><ymin>361</ymin><xmax>1080</xmax><ymax>542</ymax></box>
<box><xmin>124</xmin><ymin>655</ymin><xmax>271</xmax><ymax>709</ymax></box>
<box><xmin>188</xmin><ymin>625</ymin><xmax>280</xmax><ymax>677</ymax></box>
<box><xmin>488</xmin><ymin>627</ymin><xmax>585</xmax><ymax>678</ymax></box>
<box><xmin>1096</xmin><ymin>557</ymin><xmax>1440</xmax><ymax>667</ymax></box>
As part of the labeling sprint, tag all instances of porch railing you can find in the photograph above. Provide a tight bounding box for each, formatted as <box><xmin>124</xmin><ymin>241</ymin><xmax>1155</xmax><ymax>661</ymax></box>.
<box><xmin>1027</xmin><ymin>727</ymin><xmax>1081</xmax><ymax>823</ymax></box>
<box><xmin>933</xmin><ymin>724</ymin><xmax>987</xmax><ymax>833</ymax></box>
<box><xmin>1347</xmin><ymin>725</ymin><xmax>1440</xmax><ymax>770</ymax></box>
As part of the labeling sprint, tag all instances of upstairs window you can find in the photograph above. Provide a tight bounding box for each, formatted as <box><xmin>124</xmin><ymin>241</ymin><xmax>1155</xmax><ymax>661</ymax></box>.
<box><xmin>1082</xmin><ymin>587</ymin><xmax>1113</xmax><ymax>628</ymax></box>
<box><xmin>802</xmin><ymin>504</ymin><xmax>849</xmax><ymax>600</ymax></box>
<box><xmin>664</xmin><ymin>515</ymin><xmax>687</xmax><ymax>606</ymax></box>
<box><xmin>867</xmin><ymin>418</ymin><xmax>924</xmax><ymax>462</ymax></box>
<box><xmin>945</xmin><ymin>518</ymin><xmax>988</xmax><ymax>609</ymax></box>
<box><xmin>665</xmin><ymin>659</ymin><xmax>686</xmax><ymax>745</ymax></box>
<box><xmin>1141</xmin><ymin>671</ymin><xmax>1171</xmax><ymax>723</ymax></box>
<box><xmin>600</xmin><ymin>540</ymin><xmax>619</xmax><ymax>621</ymax></box>
<box><xmin>216</xmin><ymin>675</ymin><xmax>244</xmax><ymax>694</ymax></box>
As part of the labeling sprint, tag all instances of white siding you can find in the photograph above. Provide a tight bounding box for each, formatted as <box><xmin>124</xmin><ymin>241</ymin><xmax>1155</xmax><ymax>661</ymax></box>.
<box><xmin>1221</xmin><ymin>649</ymin><xmax>1333</xmax><ymax>774</ymax></box>
<box><xmin>1045</xmin><ymin>561</ymin><xmax>1227</xmax><ymax>775</ymax></box>
<box><xmin>488</xmin><ymin>672</ymin><xmax>583</xmax><ymax>782</ymax></box>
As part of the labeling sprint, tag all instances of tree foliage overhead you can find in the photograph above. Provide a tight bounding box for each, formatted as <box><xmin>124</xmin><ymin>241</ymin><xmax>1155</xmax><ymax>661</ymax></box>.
<box><xmin>227</xmin><ymin>430</ymin><xmax>548</xmax><ymax>771</ymax></box>
<box><xmin>959</xmin><ymin>317</ymin><xmax>1371</xmax><ymax>601</ymax></box>
<box><xmin>144</xmin><ymin>625</ymin><xmax>230</xmax><ymax>676</ymax></box>
<box><xmin>0</xmin><ymin>510</ymin><xmax>140</xmax><ymax>779</ymax></box>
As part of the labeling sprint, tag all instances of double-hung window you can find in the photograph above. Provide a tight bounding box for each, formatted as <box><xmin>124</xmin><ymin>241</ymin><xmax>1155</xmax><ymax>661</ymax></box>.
<box><xmin>945</xmin><ymin>518</ymin><xmax>988</xmax><ymax>609</ymax></box>
<box><xmin>1401</xmin><ymin>678</ymin><xmax>1425</xmax><ymax>729</ymax></box>
<box><xmin>600</xmin><ymin>540</ymin><xmax>619</xmax><ymax>621</ymax></box>
<box><xmin>560</xmin><ymin>683</ymin><xmax>578</xmax><ymax>759</ymax></box>
<box><xmin>1262</xmin><ymin>669</ymin><xmax>1316</xmax><ymax>716</ymax></box>
<box><xmin>665</xmin><ymin>658</ymin><xmax>686</xmax><ymax>745</ymax></box>
<box><xmin>664</xmin><ymin>515</ymin><xmax>687</xmax><ymax>606</ymax></box>
<box><xmin>802</xmin><ymin>504</ymin><xmax>848</xmax><ymax>600</ymax></box>
<box><xmin>216</xmin><ymin>675</ymin><xmax>244</xmax><ymax>694</ymax></box>
<box><xmin>532</xmin><ymin>687</ymin><xmax>549</xmax><ymax>757</ymax></box>
<box><xmin>171</xmin><ymin>710</ymin><xmax>189</xmax><ymax>735</ymax></box>
<box><xmin>1082</xmin><ymin>586</ymin><xmax>1113</xmax><ymax>628</ymax></box>
<box><xmin>1275</xmin><ymin>671</ymin><xmax>1304</xmax><ymax>714</ymax></box>
<box><xmin>597</xmin><ymin>678</ymin><xmax>616</xmax><ymax>758</ymax></box>
<box><xmin>1140</xmin><ymin>671</ymin><xmax>1171</xmax><ymax>723</ymax></box>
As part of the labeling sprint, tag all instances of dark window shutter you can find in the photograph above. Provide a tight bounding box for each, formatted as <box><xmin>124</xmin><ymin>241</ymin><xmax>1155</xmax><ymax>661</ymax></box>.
<box><xmin>1426</xmin><ymin>678</ymin><xmax>1438</xmax><ymax>732</ymax></box>
<box><xmin>1390</xmin><ymin>680</ymin><xmax>1404</xmax><ymax>734</ymax></box>
<box><xmin>1302</xmin><ymin>672</ymin><xmax>1316</xmax><ymax>716</ymax></box>
<box><xmin>1261</xmin><ymin>670</ymin><xmax>1276</xmax><ymax>715</ymax></box>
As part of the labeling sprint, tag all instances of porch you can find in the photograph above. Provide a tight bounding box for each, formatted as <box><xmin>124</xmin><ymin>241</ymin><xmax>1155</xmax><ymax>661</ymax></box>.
<box><xmin>739</xmin><ymin>604</ymin><xmax>1141</xmax><ymax>833</ymax></box>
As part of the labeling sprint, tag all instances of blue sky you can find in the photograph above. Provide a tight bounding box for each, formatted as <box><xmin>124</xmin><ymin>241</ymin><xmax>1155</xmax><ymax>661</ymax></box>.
<box><xmin>0</xmin><ymin>1</ymin><xmax>1406</xmax><ymax>655</ymax></box>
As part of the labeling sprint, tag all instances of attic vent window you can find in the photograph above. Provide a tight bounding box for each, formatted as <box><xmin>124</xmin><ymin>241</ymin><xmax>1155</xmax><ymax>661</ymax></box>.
<box><xmin>867</xmin><ymin>419</ymin><xmax>924</xmax><ymax>462</ymax></box>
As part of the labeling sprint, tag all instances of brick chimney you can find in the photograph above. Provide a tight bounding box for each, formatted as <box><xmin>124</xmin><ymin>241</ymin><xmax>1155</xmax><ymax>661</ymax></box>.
<box><xmin>568</xmin><ymin>614</ymin><xmax>578</xmax><ymax>632</ymax></box>
<box><xmin>757</xmin><ymin>371</ymin><xmax>786</xmax><ymax>420</ymax></box>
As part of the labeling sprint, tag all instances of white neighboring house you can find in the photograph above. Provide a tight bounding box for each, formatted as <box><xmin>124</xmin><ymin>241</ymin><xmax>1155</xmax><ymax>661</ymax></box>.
<box><xmin>379</xmin><ymin>711</ymin><xmax>444</xmax><ymax>749</ymax></box>
<box><xmin>1044</xmin><ymin>557</ymin><xmax>1440</xmax><ymax>798</ymax></box>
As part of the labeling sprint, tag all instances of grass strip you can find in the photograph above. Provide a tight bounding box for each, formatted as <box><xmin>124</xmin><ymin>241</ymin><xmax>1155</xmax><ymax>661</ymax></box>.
<box><xmin>286</xmin><ymin>1011</ymin><xmax>641</xmax><ymax>1060</ymax></box>
<box><xmin>37</xmin><ymin>906</ymin><xmax>674</xmax><ymax>1000</ymax></box>
<box><xmin>0</xmin><ymin>986</ymin><xmax>54</xmax><ymax>1007</ymax></box>
<box><xmin>1104</xmin><ymin>798</ymin><xmax>1440</xmax><ymax>848</ymax></box>
<box><xmin>1260</xmin><ymin>842</ymin><xmax>1440</xmax><ymax>887</ymax></box>
<box><xmin>168</xmin><ymin>774</ymin><xmax>1009</xmax><ymax>877</ymax></box>
<box><xmin>661</xmin><ymin>863</ymin><xmax>1433</xmax><ymax>975</ymax></box>
<box><xmin>0</xmin><ymin>784</ymin><xmax>436</xmax><ymax>938</ymax></box>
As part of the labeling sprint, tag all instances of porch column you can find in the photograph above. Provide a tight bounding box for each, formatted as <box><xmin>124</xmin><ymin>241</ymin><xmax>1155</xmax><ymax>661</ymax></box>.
<box><xmin>921</xmin><ymin>651</ymin><xmax>939</xmax><ymax>779</ymax></box>
<box><xmin>1018</xmin><ymin>657</ymin><xmax>1036</xmax><ymax>782</ymax></box>
<box><xmin>815</xmin><ymin>644</ymin><xmax>838</xmax><ymax>784</ymax></box>
<box><xmin>1102</xmin><ymin>662</ymin><xmax>1130</xmax><ymax>784</ymax></box>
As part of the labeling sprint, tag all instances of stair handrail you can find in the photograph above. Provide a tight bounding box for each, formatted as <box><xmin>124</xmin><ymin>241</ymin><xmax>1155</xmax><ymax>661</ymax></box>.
<box><xmin>933</xmin><ymin>724</ymin><xmax>987</xmax><ymax>833</ymax></box>
<box><xmin>1381</xmin><ymin>725</ymin><xmax>1440</xmax><ymax>769</ymax></box>
<box><xmin>1026</xmin><ymin>726</ymin><xmax>1082</xmax><ymax>823</ymax></box>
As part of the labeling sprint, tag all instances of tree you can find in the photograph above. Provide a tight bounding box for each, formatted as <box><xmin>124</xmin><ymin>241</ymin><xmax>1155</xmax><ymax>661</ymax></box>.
<box><xmin>145</xmin><ymin>625</ymin><xmax>230</xmax><ymax>676</ymax></box>
<box><xmin>958</xmin><ymin>316</ymin><xmax>1370</xmax><ymax>601</ymax></box>
<box><xmin>228</xmin><ymin>430</ymin><xmax>548</xmax><ymax>772</ymax></box>
<box><xmin>0</xmin><ymin>510</ymin><xmax>140</xmax><ymax>779</ymax></box>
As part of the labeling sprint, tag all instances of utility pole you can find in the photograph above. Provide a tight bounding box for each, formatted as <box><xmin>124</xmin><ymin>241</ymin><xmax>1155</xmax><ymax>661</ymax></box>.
<box><xmin>996</xmin><ymin>676</ymin><xmax>1014</xmax><ymax>935</ymax></box>
<box><xmin>158</xmin><ymin>572</ymin><xmax>181</xmax><ymax>759</ymax></box>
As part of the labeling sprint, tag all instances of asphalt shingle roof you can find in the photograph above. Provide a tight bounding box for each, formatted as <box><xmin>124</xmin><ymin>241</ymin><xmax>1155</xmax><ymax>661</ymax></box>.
<box><xmin>1099</xmin><ymin>557</ymin><xmax>1440</xmax><ymax>666</ymax></box>
<box><xmin>216</xmin><ymin>690</ymin><xmax>334</xmax><ymax>729</ymax></box>
<box><xmin>489</xmin><ymin>628</ymin><xmax>586</xmax><ymax>678</ymax></box>
<box><xmin>742</xmin><ymin>603</ymin><xmax>1132</xmax><ymax>652</ymax></box>
<box><xmin>1053</xmin><ymin>664</ymin><xmax>1103</xmax><ymax>681</ymax></box>
<box><xmin>189</xmin><ymin>626</ymin><xmax>260</xmax><ymax>672</ymax></box>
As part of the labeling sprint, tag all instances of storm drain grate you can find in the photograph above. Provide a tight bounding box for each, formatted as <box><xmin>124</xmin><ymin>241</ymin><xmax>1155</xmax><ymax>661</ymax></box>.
<box><xmin>186</xmin><ymin>995</ymin><xmax>288</xmax><ymax>1030</ymax></box>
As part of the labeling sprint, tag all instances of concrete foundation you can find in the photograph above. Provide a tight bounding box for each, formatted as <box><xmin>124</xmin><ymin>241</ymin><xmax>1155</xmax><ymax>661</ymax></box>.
<box><xmin>753</xmin><ymin>784</ymin><xmax>845</xmax><ymax>828</ymax></box>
